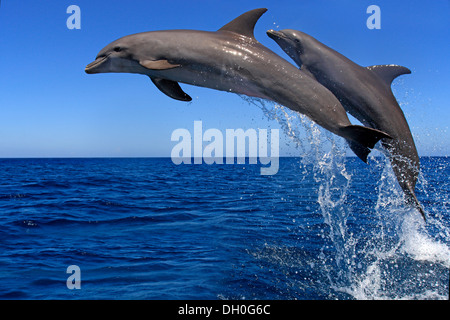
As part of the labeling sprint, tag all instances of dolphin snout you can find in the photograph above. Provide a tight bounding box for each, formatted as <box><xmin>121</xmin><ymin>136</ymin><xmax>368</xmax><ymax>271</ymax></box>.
<box><xmin>85</xmin><ymin>56</ymin><xmax>108</xmax><ymax>74</ymax></box>
<box><xmin>266</xmin><ymin>29</ymin><xmax>285</xmax><ymax>41</ymax></box>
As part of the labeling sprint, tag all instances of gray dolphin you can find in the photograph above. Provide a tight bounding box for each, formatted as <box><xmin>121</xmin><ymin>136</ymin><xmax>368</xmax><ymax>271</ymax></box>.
<box><xmin>267</xmin><ymin>29</ymin><xmax>424</xmax><ymax>220</ymax></box>
<box><xmin>85</xmin><ymin>8</ymin><xmax>391</xmax><ymax>163</ymax></box>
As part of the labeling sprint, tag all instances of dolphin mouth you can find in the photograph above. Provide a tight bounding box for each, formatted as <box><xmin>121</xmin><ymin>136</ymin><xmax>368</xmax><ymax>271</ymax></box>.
<box><xmin>266</xmin><ymin>29</ymin><xmax>287</xmax><ymax>41</ymax></box>
<box><xmin>85</xmin><ymin>55</ymin><xmax>109</xmax><ymax>74</ymax></box>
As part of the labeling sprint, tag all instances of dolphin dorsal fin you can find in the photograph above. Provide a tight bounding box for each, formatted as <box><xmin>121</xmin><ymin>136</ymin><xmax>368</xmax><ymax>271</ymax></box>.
<box><xmin>367</xmin><ymin>65</ymin><xmax>411</xmax><ymax>86</ymax></box>
<box><xmin>218</xmin><ymin>8</ymin><xmax>268</xmax><ymax>39</ymax></box>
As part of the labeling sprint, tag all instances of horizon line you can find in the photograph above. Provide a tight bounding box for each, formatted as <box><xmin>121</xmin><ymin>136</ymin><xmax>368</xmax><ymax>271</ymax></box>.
<box><xmin>0</xmin><ymin>155</ymin><xmax>448</xmax><ymax>160</ymax></box>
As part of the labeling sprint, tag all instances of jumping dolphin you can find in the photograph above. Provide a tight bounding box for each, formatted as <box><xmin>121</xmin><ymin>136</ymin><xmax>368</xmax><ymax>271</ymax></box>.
<box><xmin>267</xmin><ymin>29</ymin><xmax>424</xmax><ymax>220</ymax></box>
<box><xmin>85</xmin><ymin>8</ymin><xmax>391</xmax><ymax>162</ymax></box>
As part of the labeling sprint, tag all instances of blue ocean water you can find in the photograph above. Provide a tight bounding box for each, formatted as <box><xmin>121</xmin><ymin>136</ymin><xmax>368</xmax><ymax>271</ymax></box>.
<box><xmin>0</xmin><ymin>153</ymin><xmax>449</xmax><ymax>300</ymax></box>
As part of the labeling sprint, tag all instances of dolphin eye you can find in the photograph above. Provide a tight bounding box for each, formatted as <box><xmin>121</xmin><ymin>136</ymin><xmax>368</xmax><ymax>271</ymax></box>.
<box><xmin>295</xmin><ymin>39</ymin><xmax>300</xmax><ymax>43</ymax></box>
<box><xmin>113</xmin><ymin>46</ymin><xmax>122</xmax><ymax>52</ymax></box>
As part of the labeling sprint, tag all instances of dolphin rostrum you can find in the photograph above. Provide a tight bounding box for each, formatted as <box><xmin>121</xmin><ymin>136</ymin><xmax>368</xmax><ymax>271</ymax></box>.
<box><xmin>85</xmin><ymin>8</ymin><xmax>391</xmax><ymax>163</ymax></box>
<box><xmin>267</xmin><ymin>29</ymin><xmax>424</xmax><ymax>220</ymax></box>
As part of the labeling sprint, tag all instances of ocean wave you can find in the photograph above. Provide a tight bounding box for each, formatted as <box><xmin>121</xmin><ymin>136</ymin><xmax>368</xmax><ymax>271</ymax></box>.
<box><xmin>10</xmin><ymin>211</ymin><xmax>202</xmax><ymax>229</ymax></box>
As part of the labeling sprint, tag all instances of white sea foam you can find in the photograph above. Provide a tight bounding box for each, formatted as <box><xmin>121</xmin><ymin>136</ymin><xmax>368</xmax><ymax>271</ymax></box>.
<box><xmin>399</xmin><ymin>212</ymin><xmax>450</xmax><ymax>268</ymax></box>
<box><xmin>244</xmin><ymin>97</ymin><xmax>449</xmax><ymax>300</ymax></box>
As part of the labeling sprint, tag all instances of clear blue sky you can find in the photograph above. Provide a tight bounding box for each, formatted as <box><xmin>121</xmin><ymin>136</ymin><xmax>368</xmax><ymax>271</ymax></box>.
<box><xmin>0</xmin><ymin>0</ymin><xmax>449</xmax><ymax>157</ymax></box>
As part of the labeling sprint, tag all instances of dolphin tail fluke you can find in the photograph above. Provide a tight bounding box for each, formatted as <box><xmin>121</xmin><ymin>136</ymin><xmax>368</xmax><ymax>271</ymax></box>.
<box><xmin>340</xmin><ymin>125</ymin><xmax>392</xmax><ymax>163</ymax></box>
<box><xmin>347</xmin><ymin>140</ymin><xmax>371</xmax><ymax>163</ymax></box>
<box><xmin>405</xmin><ymin>184</ymin><xmax>426</xmax><ymax>222</ymax></box>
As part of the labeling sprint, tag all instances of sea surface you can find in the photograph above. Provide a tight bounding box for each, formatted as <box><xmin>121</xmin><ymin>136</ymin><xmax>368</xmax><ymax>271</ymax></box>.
<box><xmin>0</xmin><ymin>153</ymin><xmax>448</xmax><ymax>300</ymax></box>
<box><xmin>0</xmin><ymin>102</ymin><xmax>449</xmax><ymax>300</ymax></box>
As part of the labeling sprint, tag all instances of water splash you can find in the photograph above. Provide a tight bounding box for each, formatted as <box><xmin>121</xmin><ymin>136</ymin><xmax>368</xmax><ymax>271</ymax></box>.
<box><xmin>245</xmin><ymin>97</ymin><xmax>450</xmax><ymax>300</ymax></box>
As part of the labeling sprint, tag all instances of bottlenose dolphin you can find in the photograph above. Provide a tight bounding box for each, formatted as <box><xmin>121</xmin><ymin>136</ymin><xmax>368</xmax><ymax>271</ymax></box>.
<box><xmin>267</xmin><ymin>29</ymin><xmax>424</xmax><ymax>220</ymax></box>
<box><xmin>85</xmin><ymin>8</ymin><xmax>391</xmax><ymax>162</ymax></box>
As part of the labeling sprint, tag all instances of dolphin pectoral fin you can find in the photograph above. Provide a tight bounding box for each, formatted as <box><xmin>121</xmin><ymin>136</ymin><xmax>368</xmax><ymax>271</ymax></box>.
<box><xmin>340</xmin><ymin>125</ymin><xmax>392</xmax><ymax>162</ymax></box>
<box><xmin>366</xmin><ymin>65</ymin><xmax>411</xmax><ymax>86</ymax></box>
<box><xmin>139</xmin><ymin>59</ymin><xmax>181</xmax><ymax>70</ymax></box>
<box><xmin>218</xmin><ymin>8</ymin><xmax>267</xmax><ymax>39</ymax></box>
<box><xmin>150</xmin><ymin>77</ymin><xmax>192</xmax><ymax>102</ymax></box>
